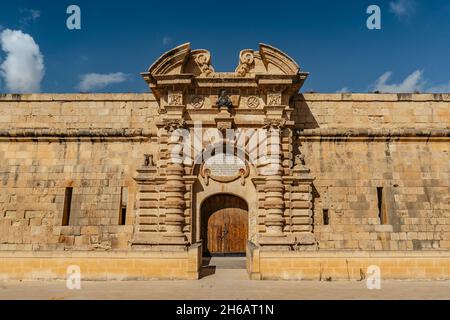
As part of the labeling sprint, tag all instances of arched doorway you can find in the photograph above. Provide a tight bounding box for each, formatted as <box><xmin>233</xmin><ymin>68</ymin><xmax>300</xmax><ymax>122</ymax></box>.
<box><xmin>201</xmin><ymin>194</ymin><xmax>248</xmax><ymax>257</ymax></box>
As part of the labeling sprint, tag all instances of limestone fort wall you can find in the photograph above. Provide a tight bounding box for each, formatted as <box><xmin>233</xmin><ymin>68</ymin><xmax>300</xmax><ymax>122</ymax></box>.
<box><xmin>295</xmin><ymin>94</ymin><xmax>449</xmax><ymax>252</ymax></box>
<box><xmin>0</xmin><ymin>93</ymin><xmax>448</xmax><ymax>253</ymax></box>
<box><xmin>0</xmin><ymin>94</ymin><xmax>158</xmax><ymax>251</ymax></box>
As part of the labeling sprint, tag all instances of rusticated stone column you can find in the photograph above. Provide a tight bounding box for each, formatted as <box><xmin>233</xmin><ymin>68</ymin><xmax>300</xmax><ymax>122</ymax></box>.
<box><xmin>264</xmin><ymin>175</ymin><xmax>285</xmax><ymax>237</ymax></box>
<box><xmin>259</xmin><ymin>119</ymin><xmax>294</xmax><ymax>250</ymax></box>
<box><xmin>162</xmin><ymin>119</ymin><xmax>188</xmax><ymax>248</ymax></box>
<box><xmin>264</xmin><ymin>120</ymin><xmax>284</xmax><ymax>236</ymax></box>
<box><xmin>289</xmin><ymin>150</ymin><xmax>316</xmax><ymax>248</ymax></box>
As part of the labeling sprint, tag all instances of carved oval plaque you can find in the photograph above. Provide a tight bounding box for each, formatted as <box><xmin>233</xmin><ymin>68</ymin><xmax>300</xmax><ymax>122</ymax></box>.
<box><xmin>201</xmin><ymin>154</ymin><xmax>249</xmax><ymax>184</ymax></box>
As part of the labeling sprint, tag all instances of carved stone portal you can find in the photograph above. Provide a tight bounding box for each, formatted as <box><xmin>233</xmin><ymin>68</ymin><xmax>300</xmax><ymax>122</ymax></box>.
<box><xmin>135</xmin><ymin>43</ymin><xmax>314</xmax><ymax>252</ymax></box>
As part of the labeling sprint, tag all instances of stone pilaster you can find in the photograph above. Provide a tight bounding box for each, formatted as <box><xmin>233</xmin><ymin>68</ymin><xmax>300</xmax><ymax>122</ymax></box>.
<box><xmin>259</xmin><ymin>118</ymin><xmax>295</xmax><ymax>250</ymax></box>
<box><xmin>288</xmin><ymin>147</ymin><xmax>316</xmax><ymax>249</ymax></box>
<box><xmin>160</xmin><ymin>119</ymin><xmax>188</xmax><ymax>249</ymax></box>
<box><xmin>132</xmin><ymin>154</ymin><xmax>166</xmax><ymax>249</ymax></box>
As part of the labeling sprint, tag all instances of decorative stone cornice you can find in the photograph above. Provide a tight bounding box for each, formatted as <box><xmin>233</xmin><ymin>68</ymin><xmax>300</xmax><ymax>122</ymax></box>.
<box><xmin>298</xmin><ymin>128</ymin><xmax>450</xmax><ymax>139</ymax></box>
<box><xmin>0</xmin><ymin>128</ymin><xmax>152</xmax><ymax>141</ymax></box>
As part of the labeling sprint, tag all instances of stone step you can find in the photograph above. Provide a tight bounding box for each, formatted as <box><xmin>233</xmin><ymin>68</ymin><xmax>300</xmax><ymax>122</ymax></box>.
<box><xmin>203</xmin><ymin>257</ymin><xmax>246</xmax><ymax>270</ymax></box>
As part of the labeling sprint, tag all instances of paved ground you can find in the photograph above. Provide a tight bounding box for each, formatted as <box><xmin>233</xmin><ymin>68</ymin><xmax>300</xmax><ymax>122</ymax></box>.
<box><xmin>0</xmin><ymin>258</ymin><xmax>449</xmax><ymax>300</ymax></box>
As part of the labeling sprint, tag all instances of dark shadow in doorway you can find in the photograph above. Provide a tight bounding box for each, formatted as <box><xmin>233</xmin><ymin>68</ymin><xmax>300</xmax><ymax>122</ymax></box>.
<box><xmin>200</xmin><ymin>257</ymin><xmax>216</xmax><ymax>279</ymax></box>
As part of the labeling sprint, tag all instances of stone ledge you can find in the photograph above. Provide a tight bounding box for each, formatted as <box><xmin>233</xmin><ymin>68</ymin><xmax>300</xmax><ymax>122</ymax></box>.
<box><xmin>0</xmin><ymin>247</ymin><xmax>202</xmax><ymax>281</ymax></box>
<box><xmin>259</xmin><ymin>250</ymin><xmax>450</xmax><ymax>258</ymax></box>
<box><xmin>0</xmin><ymin>128</ymin><xmax>154</xmax><ymax>141</ymax></box>
<box><xmin>0</xmin><ymin>93</ymin><xmax>156</xmax><ymax>102</ymax></box>
<box><xmin>298</xmin><ymin>93</ymin><xmax>450</xmax><ymax>102</ymax></box>
<box><xmin>0</xmin><ymin>250</ymin><xmax>188</xmax><ymax>258</ymax></box>
<box><xmin>0</xmin><ymin>93</ymin><xmax>448</xmax><ymax>102</ymax></box>
<box><xmin>250</xmin><ymin>250</ymin><xmax>450</xmax><ymax>280</ymax></box>
<box><xmin>300</xmin><ymin>128</ymin><xmax>450</xmax><ymax>138</ymax></box>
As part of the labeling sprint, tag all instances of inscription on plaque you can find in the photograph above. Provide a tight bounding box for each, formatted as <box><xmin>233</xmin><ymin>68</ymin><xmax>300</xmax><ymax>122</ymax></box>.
<box><xmin>201</xmin><ymin>154</ymin><xmax>249</xmax><ymax>185</ymax></box>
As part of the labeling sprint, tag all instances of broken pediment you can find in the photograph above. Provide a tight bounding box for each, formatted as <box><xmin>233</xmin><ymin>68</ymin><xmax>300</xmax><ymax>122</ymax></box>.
<box><xmin>143</xmin><ymin>42</ymin><xmax>303</xmax><ymax>78</ymax></box>
<box><xmin>145</xmin><ymin>43</ymin><xmax>215</xmax><ymax>79</ymax></box>
<box><xmin>235</xmin><ymin>44</ymin><xmax>300</xmax><ymax>76</ymax></box>
<box><xmin>142</xmin><ymin>43</ymin><xmax>308</xmax><ymax>100</ymax></box>
<box><xmin>147</xmin><ymin>43</ymin><xmax>191</xmax><ymax>76</ymax></box>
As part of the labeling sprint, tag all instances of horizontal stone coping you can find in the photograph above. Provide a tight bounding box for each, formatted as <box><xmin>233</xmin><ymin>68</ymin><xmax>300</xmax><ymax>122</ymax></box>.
<box><xmin>0</xmin><ymin>128</ymin><xmax>447</xmax><ymax>139</ymax></box>
<box><xmin>0</xmin><ymin>93</ymin><xmax>449</xmax><ymax>102</ymax></box>
<box><xmin>300</xmin><ymin>129</ymin><xmax>450</xmax><ymax>138</ymax></box>
<box><xmin>298</xmin><ymin>93</ymin><xmax>450</xmax><ymax>102</ymax></box>
<box><xmin>0</xmin><ymin>93</ymin><xmax>156</xmax><ymax>102</ymax></box>
<box><xmin>1</xmin><ymin>250</ymin><xmax>449</xmax><ymax>259</ymax></box>
<box><xmin>0</xmin><ymin>128</ymin><xmax>153</xmax><ymax>138</ymax></box>
<box><xmin>0</xmin><ymin>251</ymin><xmax>190</xmax><ymax>259</ymax></box>
<box><xmin>0</xmin><ymin>129</ymin><xmax>447</xmax><ymax>140</ymax></box>
<box><xmin>259</xmin><ymin>250</ymin><xmax>450</xmax><ymax>258</ymax></box>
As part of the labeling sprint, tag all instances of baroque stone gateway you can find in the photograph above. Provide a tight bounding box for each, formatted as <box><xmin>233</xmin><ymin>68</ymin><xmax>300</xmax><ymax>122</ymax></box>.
<box><xmin>0</xmin><ymin>43</ymin><xmax>449</xmax><ymax>280</ymax></box>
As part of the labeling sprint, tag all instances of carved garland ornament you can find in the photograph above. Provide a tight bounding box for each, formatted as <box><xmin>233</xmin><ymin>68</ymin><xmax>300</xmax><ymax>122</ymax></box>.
<box><xmin>163</xmin><ymin>119</ymin><xmax>186</xmax><ymax>133</ymax></box>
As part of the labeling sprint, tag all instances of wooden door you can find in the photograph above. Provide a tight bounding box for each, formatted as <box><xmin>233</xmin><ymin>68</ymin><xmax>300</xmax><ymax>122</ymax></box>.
<box><xmin>201</xmin><ymin>194</ymin><xmax>248</xmax><ymax>256</ymax></box>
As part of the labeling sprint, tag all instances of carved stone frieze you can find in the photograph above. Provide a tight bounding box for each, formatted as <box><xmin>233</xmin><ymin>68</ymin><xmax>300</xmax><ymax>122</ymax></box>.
<box><xmin>163</xmin><ymin>119</ymin><xmax>187</xmax><ymax>133</ymax></box>
<box><xmin>168</xmin><ymin>92</ymin><xmax>183</xmax><ymax>106</ymax></box>
<box><xmin>267</xmin><ymin>92</ymin><xmax>282</xmax><ymax>106</ymax></box>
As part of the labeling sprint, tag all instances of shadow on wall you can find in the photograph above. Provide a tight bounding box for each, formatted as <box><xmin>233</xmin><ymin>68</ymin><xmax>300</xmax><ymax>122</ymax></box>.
<box><xmin>292</xmin><ymin>95</ymin><xmax>320</xmax><ymax>130</ymax></box>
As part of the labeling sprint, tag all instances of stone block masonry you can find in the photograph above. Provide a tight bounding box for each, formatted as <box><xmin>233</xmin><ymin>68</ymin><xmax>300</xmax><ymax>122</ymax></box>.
<box><xmin>0</xmin><ymin>93</ymin><xmax>448</xmax><ymax>256</ymax></box>
<box><xmin>0</xmin><ymin>244</ymin><xmax>202</xmax><ymax>280</ymax></box>
<box><xmin>0</xmin><ymin>94</ymin><xmax>158</xmax><ymax>252</ymax></box>
<box><xmin>249</xmin><ymin>249</ymin><xmax>450</xmax><ymax>281</ymax></box>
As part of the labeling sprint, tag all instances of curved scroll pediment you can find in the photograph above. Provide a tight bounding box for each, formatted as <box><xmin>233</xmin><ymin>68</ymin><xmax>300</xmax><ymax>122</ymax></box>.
<box><xmin>147</xmin><ymin>43</ymin><xmax>215</xmax><ymax>77</ymax></box>
<box><xmin>148</xmin><ymin>43</ymin><xmax>191</xmax><ymax>76</ymax></box>
<box><xmin>146</xmin><ymin>42</ymin><xmax>301</xmax><ymax>78</ymax></box>
<box><xmin>259</xmin><ymin>43</ymin><xmax>300</xmax><ymax>75</ymax></box>
<box><xmin>235</xmin><ymin>44</ymin><xmax>300</xmax><ymax>76</ymax></box>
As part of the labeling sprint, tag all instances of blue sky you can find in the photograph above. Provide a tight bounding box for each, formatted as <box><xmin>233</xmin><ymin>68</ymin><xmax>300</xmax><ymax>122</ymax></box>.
<box><xmin>0</xmin><ymin>0</ymin><xmax>449</xmax><ymax>93</ymax></box>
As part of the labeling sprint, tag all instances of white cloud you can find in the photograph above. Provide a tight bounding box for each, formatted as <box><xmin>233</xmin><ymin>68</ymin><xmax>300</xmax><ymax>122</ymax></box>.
<box><xmin>20</xmin><ymin>8</ymin><xmax>41</xmax><ymax>25</ymax></box>
<box><xmin>368</xmin><ymin>70</ymin><xmax>450</xmax><ymax>93</ymax></box>
<box><xmin>0</xmin><ymin>29</ymin><xmax>45</xmax><ymax>93</ymax></box>
<box><xmin>427</xmin><ymin>82</ymin><xmax>450</xmax><ymax>93</ymax></box>
<box><xmin>372</xmin><ymin>70</ymin><xmax>425</xmax><ymax>93</ymax></box>
<box><xmin>77</xmin><ymin>72</ymin><xmax>128</xmax><ymax>92</ymax></box>
<box><xmin>337</xmin><ymin>87</ymin><xmax>350</xmax><ymax>93</ymax></box>
<box><xmin>389</xmin><ymin>0</ymin><xmax>416</xmax><ymax>20</ymax></box>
